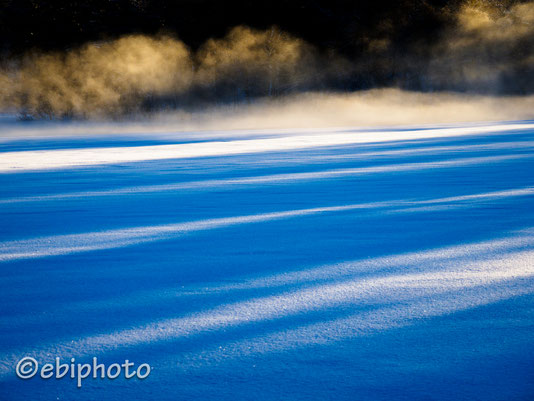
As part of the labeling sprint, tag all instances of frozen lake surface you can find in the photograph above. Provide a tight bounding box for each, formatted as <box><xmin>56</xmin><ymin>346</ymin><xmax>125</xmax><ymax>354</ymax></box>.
<box><xmin>0</xmin><ymin>119</ymin><xmax>533</xmax><ymax>400</ymax></box>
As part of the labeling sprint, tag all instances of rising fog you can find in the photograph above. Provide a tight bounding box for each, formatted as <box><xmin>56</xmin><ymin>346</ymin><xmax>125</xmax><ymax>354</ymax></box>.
<box><xmin>1</xmin><ymin>0</ymin><xmax>534</xmax><ymax>122</ymax></box>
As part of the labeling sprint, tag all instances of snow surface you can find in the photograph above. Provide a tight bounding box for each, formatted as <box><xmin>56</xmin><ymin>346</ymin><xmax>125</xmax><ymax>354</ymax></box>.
<box><xmin>0</xmin><ymin>120</ymin><xmax>533</xmax><ymax>400</ymax></box>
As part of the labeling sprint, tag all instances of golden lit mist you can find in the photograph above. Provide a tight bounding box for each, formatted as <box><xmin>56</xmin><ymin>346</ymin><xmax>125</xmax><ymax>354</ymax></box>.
<box><xmin>0</xmin><ymin>26</ymin><xmax>343</xmax><ymax>118</ymax></box>
<box><xmin>150</xmin><ymin>89</ymin><xmax>534</xmax><ymax>131</ymax></box>
<box><xmin>3</xmin><ymin>89</ymin><xmax>533</xmax><ymax>137</ymax></box>
<box><xmin>429</xmin><ymin>0</ymin><xmax>534</xmax><ymax>90</ymax></box>
<box><xmin>2</xmin><ymin>1</ymin><xmax>534</xmax><ymax>121</ymax></box>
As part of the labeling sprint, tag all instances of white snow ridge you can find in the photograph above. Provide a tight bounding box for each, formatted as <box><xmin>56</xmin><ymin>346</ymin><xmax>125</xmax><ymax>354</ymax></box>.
<box><xmin>1</xmin><ymin>120</ymin><xmax>534</xmax><ymax>400</ymax></box>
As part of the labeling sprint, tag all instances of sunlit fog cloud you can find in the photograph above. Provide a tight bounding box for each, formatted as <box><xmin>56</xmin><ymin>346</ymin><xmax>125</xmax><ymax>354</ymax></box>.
<box><xmin>167</xmin><ymin>90</ymin><xmax>534</xmax><ymax>130</ymax></box>
<box><xmin>0</xmin><ymin>34</ymin><xmax>193</xmax><ymax>117</ymax></box>
<box><xmin>429</xmin><ymin>0</ymin><xmax>534</xmax><ymax>91</ymax></box>
<box><xmin>2</xmin><ymin>1</ymin><xmax>534</xmax><ymax>120</ymax></box>
<box><xmin>0</xmin><ymin>26</ymin><xmax>346</xmax><ymax>119</ymax></box>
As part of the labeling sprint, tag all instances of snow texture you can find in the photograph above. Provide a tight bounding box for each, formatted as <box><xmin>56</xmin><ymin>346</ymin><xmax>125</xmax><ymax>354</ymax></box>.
<box><xmin>0</xmin><ymin>118</ymin><xmax>533</xmax><ymax>400</ymax></box>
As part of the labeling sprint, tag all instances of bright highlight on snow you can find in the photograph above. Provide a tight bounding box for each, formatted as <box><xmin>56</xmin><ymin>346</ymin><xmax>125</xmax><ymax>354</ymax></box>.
<box><xmin>1</xmin><ymin>120</ymin><xmax>534</xmax><ymax>400</ymax></box>
<box><xmin>2</xmin><ymin>122</ymin><xmax>534</xmax><ymax>172</ymax></box>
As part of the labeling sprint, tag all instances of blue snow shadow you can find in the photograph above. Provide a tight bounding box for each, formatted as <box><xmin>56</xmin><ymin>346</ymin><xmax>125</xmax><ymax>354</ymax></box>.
<box><xmin>1</xmin><ymin>123</ymin><xmax>534</xmax><ymax>401</ymax></box>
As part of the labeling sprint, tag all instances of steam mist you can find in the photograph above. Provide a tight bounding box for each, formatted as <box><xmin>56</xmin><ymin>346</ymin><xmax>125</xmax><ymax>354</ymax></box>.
<box><xmin>0</xmin><ymin>27</ymin><xmax>345</xmax><ymax>118</ymax></box>
<box><xmin>2</xmin><ymin>0</ymin><xmax>534</xmax><ymax>121</ymax></box>
<box><xmin>428</xmin><ymin>0</ymin><xmax>534</xmax><ymax>91</ymax></box>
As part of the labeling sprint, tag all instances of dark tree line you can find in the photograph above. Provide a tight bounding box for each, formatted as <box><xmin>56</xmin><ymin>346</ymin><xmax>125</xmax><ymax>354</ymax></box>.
<box><xmin>0</xmin><ymin>0</ymin><xmax>458</xmax><ymax>55</ymax></box>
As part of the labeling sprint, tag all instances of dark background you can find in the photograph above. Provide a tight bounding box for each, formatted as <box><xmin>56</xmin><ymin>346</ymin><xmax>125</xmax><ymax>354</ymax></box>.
<box><xmin>0</xmin><ymin>0</ymin><xmax>458</xmax><ymax>56</ymax></box>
